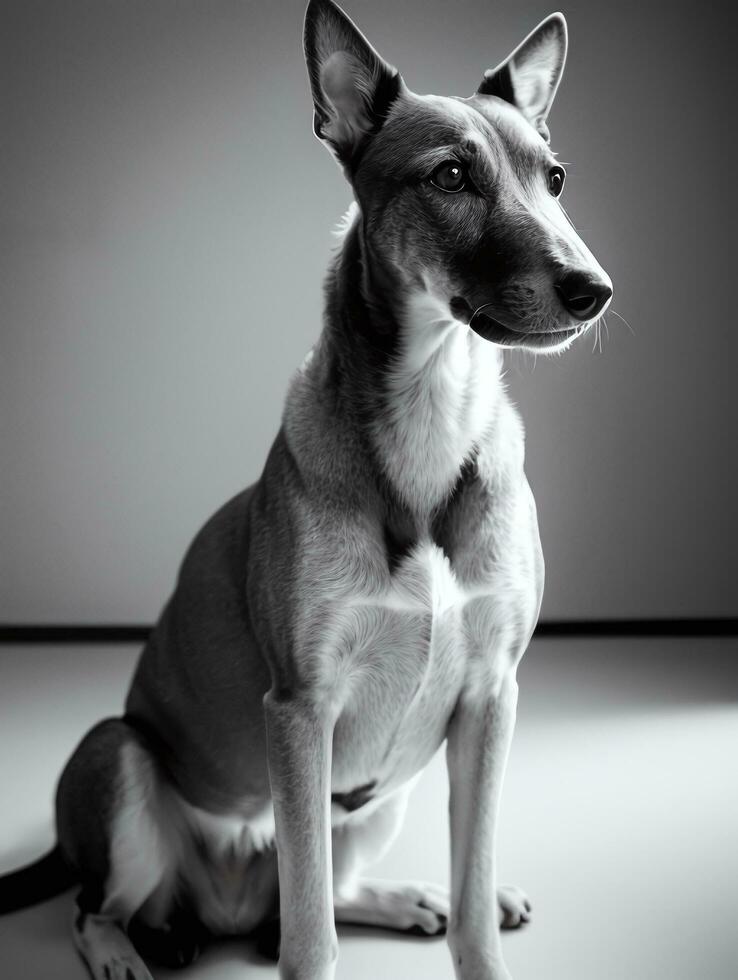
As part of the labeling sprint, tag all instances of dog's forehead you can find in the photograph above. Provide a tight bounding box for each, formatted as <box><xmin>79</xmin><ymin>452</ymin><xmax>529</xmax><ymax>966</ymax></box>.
<box><xmin>372</xmin><ymin>92</ymin><xmax>547</xmax><ymax>175</ymax></box>
<box><xmin>369</xmin><ymin>95</ymin><xmax>477</xmax><ymax>165</ymax></box>
<box><xmin>464</xmin><ymin>94</ymin><xmax>546</xmax><ymax>159</ymax></box>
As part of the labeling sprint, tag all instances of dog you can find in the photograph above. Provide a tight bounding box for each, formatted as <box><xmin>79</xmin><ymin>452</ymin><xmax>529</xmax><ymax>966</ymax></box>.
<box><xmin>0</xmin><ymin>2</ymin><xmax>612</xmax><ymax>978</ymax></box>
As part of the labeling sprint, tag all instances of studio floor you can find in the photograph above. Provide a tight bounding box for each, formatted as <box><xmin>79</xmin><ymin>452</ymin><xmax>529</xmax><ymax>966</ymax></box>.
<box><xmin>0</xmin><ymin>637</ymin><xmax>736</xmax><ymax>980</ymax></box>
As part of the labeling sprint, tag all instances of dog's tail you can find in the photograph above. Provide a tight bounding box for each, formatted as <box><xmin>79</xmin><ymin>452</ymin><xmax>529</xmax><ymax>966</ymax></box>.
<box><xmin>0</xmin><ymin>844</ymin><xmax>77</xmax><ymax>914</ymax></box>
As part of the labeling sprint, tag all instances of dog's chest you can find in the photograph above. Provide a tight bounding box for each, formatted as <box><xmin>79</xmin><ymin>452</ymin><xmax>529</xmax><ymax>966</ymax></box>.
<box><xmin>328</xmin><ymin>540</ymin><xmax>512</xmax><ymax>792</ymax></box>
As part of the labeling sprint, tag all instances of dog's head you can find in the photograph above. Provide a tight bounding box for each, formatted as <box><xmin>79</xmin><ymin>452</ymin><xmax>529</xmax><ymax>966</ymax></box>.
<box><xmin>304</xmin><ymin>0</ymin><xmax>612</xmax><ymax>352</ymax></box>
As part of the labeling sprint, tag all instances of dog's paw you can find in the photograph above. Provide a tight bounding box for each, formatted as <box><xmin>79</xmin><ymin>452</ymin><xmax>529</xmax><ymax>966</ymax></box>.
<box><xmin>334</xmin><ymin>878</ymin><xmax>449</xmax><ymax>935</ymax></box>
<box><xmin>74</xmin><ymin>909</ymin><xmax>155</xmax><ymax>980</ymax></box>
<box><xmin>99</xmin><ymin>961</ymin><xmax>153</xmax><ymax>980</ymax></box>
<box><xmin>497</xmin><ymin>883</ymin><xmax>531</xmax><ymax>929</ymax></box>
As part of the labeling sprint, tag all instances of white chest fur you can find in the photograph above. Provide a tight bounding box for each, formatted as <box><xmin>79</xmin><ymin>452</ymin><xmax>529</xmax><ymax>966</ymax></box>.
<box><xmin>328</xmin><ymin>537</ymin><xmax>535</xmax><ymax>792</ymax></box>
<box><xmin>372</xmin><ymin>287</ymin><xmax>502</xmax><ymax>516</ymax></box>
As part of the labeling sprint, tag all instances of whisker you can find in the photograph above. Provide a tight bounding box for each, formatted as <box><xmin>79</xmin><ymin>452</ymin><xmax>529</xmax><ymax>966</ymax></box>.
<box><xmin>609</xmin><ymin>308</ymin><xmax>635</xmax><ymax>336</ymax></box>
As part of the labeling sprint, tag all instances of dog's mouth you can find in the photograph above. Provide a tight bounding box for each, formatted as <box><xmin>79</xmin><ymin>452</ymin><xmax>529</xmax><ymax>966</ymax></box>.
<box><xmin>450</xmin><ymin>297</ymin><xmax>584</xmax><ymax>349</ymax></box>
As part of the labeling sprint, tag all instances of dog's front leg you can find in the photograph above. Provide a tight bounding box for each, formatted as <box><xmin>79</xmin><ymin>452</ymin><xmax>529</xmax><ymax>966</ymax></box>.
<box><xmin>264</xmin><ymin>692</ymin><xmax>338</xmax><ymax>980</ymax></box>
<box><xmin>446</xmin><ymin>672</ymin><xmax>519</xmax><ymax>980</ymax></box>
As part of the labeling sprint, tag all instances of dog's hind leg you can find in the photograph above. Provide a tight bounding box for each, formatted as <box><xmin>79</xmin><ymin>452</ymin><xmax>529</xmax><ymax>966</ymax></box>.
<box><xmin>74</xmin><ymin>899</ymin><xmax>154</xmax><ymax>980</ymax></box>
<box><xmin>331</xmin><ymin>783</ymin><xmax>449</xmax><ymax>937</ymax></box>
<box><xmin>56</xmin><ymin>718</ymin><xmax>180</xmax><ymax>979</ymax></box>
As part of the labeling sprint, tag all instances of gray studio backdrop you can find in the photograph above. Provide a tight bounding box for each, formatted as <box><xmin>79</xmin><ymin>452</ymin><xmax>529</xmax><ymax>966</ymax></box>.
<box><xmin>2</xmin><ymin>0</ymin><xmax>735</xmax><ymax>624</ymax></box>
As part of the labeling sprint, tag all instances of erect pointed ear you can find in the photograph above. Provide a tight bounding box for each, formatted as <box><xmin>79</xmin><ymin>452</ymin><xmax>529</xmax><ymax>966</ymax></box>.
<box><xmin>304</xmin><ymin>0</ymin><xmax>404</xmax><ymax>165</ymax></box>
<box><xmin>477</xmin><ymin>13</ymin><xmax>567</xmax><ymax>142</ymax></box>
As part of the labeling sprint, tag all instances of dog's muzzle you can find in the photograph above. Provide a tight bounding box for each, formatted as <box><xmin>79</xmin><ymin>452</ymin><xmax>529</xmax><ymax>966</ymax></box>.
<box><xmin>450</xmin><ymin>296</ymin><xmax>582</xmax><ymax>348</ymax></box>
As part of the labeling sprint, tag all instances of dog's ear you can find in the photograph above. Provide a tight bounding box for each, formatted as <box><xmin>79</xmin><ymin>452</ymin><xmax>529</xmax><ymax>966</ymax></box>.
<box><xmin>304</xmin><ymin>0</ymin><xmax>404</xmax><ymax>165</ymax></box>
<box><xmin>477</xmin><ymin>13</ymin><xmax>567</xmax><ymax>142</ymax></box>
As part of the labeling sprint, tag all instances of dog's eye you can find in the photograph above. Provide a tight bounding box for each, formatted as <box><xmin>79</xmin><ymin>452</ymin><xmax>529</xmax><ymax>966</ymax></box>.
<box><xmin>548</xmin><ymin>165</ymin><xmax>566</xmax><ymax>197</ymax></box>
<box><xmin>430</xmin><ymin>160</ymin><xmax>467</xmax><ymax>193</ymax></box>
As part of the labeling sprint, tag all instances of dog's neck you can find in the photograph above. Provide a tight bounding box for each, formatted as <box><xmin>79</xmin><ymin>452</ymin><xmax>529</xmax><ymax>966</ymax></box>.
<box><xmin>320</xmin><ymin>209</ymin><xmax>504</xmax><ymax>520</ymax></box>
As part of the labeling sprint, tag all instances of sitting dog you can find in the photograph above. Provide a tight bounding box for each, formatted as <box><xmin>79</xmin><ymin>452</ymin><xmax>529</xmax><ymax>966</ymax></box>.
<box><xmin>0</xmin><ymin>2</ymin><xmax>612</xmax><ymax>978</ymax></box>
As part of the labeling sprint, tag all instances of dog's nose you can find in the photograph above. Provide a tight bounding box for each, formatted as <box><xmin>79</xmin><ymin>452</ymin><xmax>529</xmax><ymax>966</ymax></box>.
<box><xmin>554</xmin><ymin>271</ymin><xmax>613</xmax><ymax>321</ymax></box>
